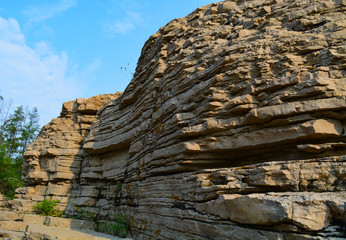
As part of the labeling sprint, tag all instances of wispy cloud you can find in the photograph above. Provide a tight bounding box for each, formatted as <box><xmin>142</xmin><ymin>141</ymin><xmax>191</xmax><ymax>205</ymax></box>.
<box><xmin>0</xmin><ymin>16</ymin><xmax>82</xmax><ymax>126</ymax></box>
<box><xmin>109</xmin><ymin>11</ymin><xmax>141</xmax><ymax>34</ymax></box>
<box><xmin>22</xmin><ymin>0</ymin><xmax>77</xmax><ymax>24</ymax></box>
<box><xmin>0</xmin><ymin>18</ymin><xmax>25</xmax><ymax>43</ymax></box>
<box><xmin>102</xmin><ymin>0</ymin><xmax>143</xmax><ymax>36</ymax></box>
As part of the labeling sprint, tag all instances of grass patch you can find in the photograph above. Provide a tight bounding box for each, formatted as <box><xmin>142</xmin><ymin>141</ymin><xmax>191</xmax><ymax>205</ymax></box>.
<box><xmin>33</xmin><ymin>199</ymin><xmax>64</xmax><ymax>217</ymax></box>
<box><xmin>94</xmin><ymin>213</ymin><xmax>130</xmax><ymax>238</ymax></box>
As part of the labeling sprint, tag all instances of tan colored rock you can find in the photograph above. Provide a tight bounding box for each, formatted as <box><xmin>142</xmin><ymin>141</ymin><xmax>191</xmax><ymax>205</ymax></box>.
<box><xmin>0</xmin><ymin>221</ymin><xmax>27</xmax><ymax>232</ymax></box>
<box><xmin>0</xmin><ymin>230</ymin><xmax>24</xmax><ymax>240</ymax></box>
<box><xmin>22</xmin><ymin>214</ymin><xmax>46</xmax><ymax>225</ymax></box>
<box><xmin>197</xmin><ymin>192</ymin><xmax>344</xmax><ymax>231</ymax></box>
<box><xmin>11</xmin><ymin>0</ymin><xmax>346</xmax><ymax>239</ymax></box>
<box><xmin>0</xmin><ymin>193</ymin><xmax>8</xmax><ymax>208</ymax></box>
<box><xmin>13</xmin><ymin>93</ymin><xmax>121</xmax><ymax>212</ymax></box>
<box><xmin>45</xmin><ymin>216</ymin><xmax>94</xmax><ymax>229</ymax></box>
<box><xmin>197</xmin><ymin>194</ymin><xmax>289</xmax><ymax>225</ymax></box>
<box><xmin>0</xmin><ymin>211</ymin><xmax>21</xmax><ymax>221</ymax></box>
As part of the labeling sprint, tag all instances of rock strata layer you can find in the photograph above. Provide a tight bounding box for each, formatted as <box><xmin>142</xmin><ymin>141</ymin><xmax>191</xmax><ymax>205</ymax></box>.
<box><xmin>6</xmin><ymin>0</ymin><xmax>346</xmax><ymax>239</ymax></box>
<box><xmin>12</xmin><ymin>93</ymin><xmax>121</xmax><ymax>212</ymax></box>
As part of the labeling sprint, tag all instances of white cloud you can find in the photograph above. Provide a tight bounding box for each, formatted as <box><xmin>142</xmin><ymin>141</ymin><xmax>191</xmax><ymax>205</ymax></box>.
<box><xmin>0</xmin><ymin>16</ymin><xmax>82</xmax><ymax>127</ymax></box>
<box><xmin>109</xmin><ymin>11</ymin><xmax>141</xmax><ymax>34</ymax></box>
<box><xmin>23</xmin><ymin>0</ymin><xmax>77</xmax><ymax>24</ymax></box>
<box><xmin>101</xmin><ymin>0</ymin><xmax>143</xmax><ymax>36</ymax></box>
<box><xmin>0</xmin><ymin>18</ymin><xmax>25</xmax><ymax>43</ymax></box>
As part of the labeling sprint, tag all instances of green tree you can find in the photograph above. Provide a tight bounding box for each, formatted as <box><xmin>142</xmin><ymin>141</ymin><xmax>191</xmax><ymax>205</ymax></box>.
<box><xmin>0</xmin><ymin>95</ymin><xmax>12</xmax><ymax>146</ymax></box>
<box><xmin>0</xmin><ymin>95</ymin><xmax>40</xmax><ymax>198</ymax></box>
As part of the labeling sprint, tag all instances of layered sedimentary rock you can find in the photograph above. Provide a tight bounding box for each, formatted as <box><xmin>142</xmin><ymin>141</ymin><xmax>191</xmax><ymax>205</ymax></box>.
<box><xmin>12</xmin><ymin>94</ymin><xmax>121</xmax><ymax>212</ymax></box>
<box><xmin>11</xmin><ymin>0</ymin><xmax>346</xmax><ymax>239</ymax></box>
<box><xmin>0</xmin><ymin>194</ymin><xmax>7</xmax><ymax>208</ymax></box>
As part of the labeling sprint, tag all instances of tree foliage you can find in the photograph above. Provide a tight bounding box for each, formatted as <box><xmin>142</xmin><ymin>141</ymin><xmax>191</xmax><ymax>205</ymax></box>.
<box><xmin>0</xmin><ymin>95</ymin><xmax>40</xmax><ymax>198</ymax></box>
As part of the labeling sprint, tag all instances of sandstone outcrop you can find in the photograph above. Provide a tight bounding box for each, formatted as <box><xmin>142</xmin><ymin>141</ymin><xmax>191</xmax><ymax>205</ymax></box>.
<box><xmin>12</xmin><ymin>93</ymin><xmax>121</xmax><ymax>212</ymax></box>
<box><xmin>0</xmin><ymin>194</ymin><xmax>9</xmax><ymax>208</ymax></box>
<box><xmin>4</xmin><ymin>0</ymin><xmax>346</xmax><ymax>239</ymax></box>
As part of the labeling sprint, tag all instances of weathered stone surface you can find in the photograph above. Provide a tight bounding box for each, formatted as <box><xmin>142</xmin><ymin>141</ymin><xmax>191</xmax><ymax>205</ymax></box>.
<box><xmin>4</xmin><ymin>0</ymin><xmax>346</xmax><ymax>239</ymax></box>
<box><xmin>0</xmin><ymin>193</ymin><xmax>9</xmax><ymax>208</ymax></box>
<box><xmin>197</xmin><ymin>192</ymin><xmax>345</xmax><ymax>231</ymax></box>
<box><xmin>22</xmin><ymin>214</ymin><xmax>46</xmax><ymax>225</ymax></box>
<box><xmin>12</xmin><ymin>93</ymin><xmax>121</xmax><ymax>211</ymax></box>
<box><xmin>0</xmin><ymin>221</ymin><xmax>27</xmax><ymax>232</ymax></box>
<box><xmin>0</xmin><ymin>211</ymin><xmax>21</xmax><ymax>221</ymax></box>
<box><xmin>45</xmin><ymin>216</ymin><xmax>94</xmax><ymax>230</ymax></box>
<box><xmin>0</xmin><ymin>229</ymin><xmax>24</xmax><ymax>240</ymax></box>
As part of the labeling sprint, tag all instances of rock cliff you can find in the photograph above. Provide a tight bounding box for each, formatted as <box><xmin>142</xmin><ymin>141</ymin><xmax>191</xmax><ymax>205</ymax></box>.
<box><xmin>8</xmin><ymin>0</ymin><xmax>346</xmax><ymax>239</ymax></box>
<box><xmin>12</xmin><ymin>94</ymin><xmax>121</xmax><ymax>213</ymax></box>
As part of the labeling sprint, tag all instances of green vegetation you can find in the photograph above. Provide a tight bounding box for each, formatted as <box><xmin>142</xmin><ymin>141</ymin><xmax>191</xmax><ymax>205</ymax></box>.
<box><xmin>70</xmin><ymin>202</ymin><xmax>97</xmax><ymax>221</ymax></box>
<box><xmin>94</xmin><ymin>213</ymin><xmax>130</xmax><ymax>238</ymax></box>
<box><xmin>0</xmin><ymin>94</ymin><xmax>40</xmax><ymax>198</ymax></box>
<box><xmin>71</xmin><ymin>202</ymin><xmax>130</xmax><ymax>238</ymax></box>
<box><xmin>113</xmin><ymin>181</ymin><xmax>123</xmax><ymax>205</ymax></box>
<box><xmin>33</xmin><ymin>199</ymin><xmax>64</xmax><ymax>217</ymax></box>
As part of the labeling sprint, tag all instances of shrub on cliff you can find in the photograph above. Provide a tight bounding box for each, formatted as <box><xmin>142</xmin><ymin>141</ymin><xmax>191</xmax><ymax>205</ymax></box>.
<box><xmin>33</xmin><ymin>199</ymin><xmax>64</xmax><ymax>217</ymax></box>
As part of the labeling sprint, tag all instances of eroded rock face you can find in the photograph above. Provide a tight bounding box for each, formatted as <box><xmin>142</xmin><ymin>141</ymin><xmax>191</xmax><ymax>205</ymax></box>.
<box><xmin>12</xmin><ymin>94</ymin><xmax>121</xmax><ymax>212</ymax></box>
<box><xmin>12</xmin><ymin>0</ymin><xmax>346</xmax><ymax>239</ymax></box>
<box><xmin>0</xmin><ymin>194</ymin><xmax>8</xmax><ymax>208</ymax></box>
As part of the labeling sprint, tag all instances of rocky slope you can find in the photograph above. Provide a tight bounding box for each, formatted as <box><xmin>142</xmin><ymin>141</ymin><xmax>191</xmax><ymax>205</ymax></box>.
<box><xmin>5</xmin><ymin>0</ymin><xmax>346</xmax><ymax>239</ymax></box>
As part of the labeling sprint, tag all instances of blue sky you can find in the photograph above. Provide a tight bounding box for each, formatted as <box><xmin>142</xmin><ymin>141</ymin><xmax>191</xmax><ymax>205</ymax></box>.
<box><xmin>0</xmin><ymin>0</ymin><xmax>216</xmax><ymax>126</ymax></box>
